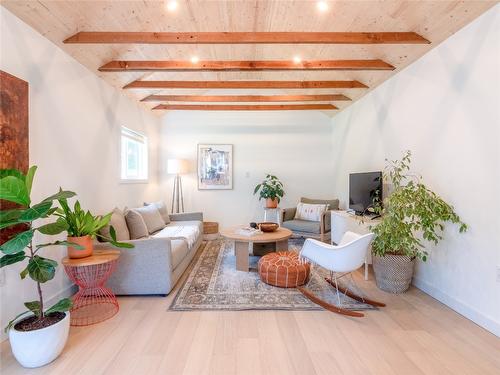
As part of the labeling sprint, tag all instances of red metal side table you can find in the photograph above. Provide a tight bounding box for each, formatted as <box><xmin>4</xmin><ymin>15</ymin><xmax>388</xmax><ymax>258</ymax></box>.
<box><xmin>62</xmin><ymin>249</ymin><xmax>120</xmax><ymax>326</ymax></box>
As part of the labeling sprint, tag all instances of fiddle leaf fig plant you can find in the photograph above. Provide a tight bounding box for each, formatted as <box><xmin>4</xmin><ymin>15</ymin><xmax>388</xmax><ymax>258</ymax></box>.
<box><xmin>372</xmin><ymin>151</ymin><xmax>467</xmax><ymax>261</ymax></box>
<box><xmin>0</xmin><ymin>166</ymin><xmax>80</xmax><ymax>331</ymax></box>
<box><xmin>253</xmin><ymin>174</ymin><xmax>285</xmax><ymax>203</ymax></box>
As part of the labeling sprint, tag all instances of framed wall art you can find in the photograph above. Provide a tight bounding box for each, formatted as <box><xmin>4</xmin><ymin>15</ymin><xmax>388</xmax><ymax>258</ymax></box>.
<box><xmin>197</xmin><ymin>144</ymin><xmax>233</xmax><ymax>190</ymax></box>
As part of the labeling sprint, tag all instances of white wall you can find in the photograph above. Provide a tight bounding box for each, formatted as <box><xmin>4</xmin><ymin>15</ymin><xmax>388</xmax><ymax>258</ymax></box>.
<box><xmin>160</xmin><ymin>110</ymin><xmax>335</xmax><ymax>227</ymax></box>
<box><xmin>330</xmin><ymin>6</ymin><xmax>500</xmax><ymax>335</ymax></box>
<box><xmin>0</xmin><ymin>8</ymin><xmax>161</xmax><ymax>339</ymax></box>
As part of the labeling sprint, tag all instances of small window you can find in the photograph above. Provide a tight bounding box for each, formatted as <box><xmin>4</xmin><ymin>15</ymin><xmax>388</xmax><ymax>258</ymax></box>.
<box><xmin>121</xmin><ymin>127</ymin><xmax>148</xmax><ymax>181</ymax></box>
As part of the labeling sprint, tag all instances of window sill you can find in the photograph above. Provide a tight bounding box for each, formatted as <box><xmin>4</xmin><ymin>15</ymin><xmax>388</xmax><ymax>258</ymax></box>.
<box><xmin>120</xmin><ymin>179</ymin><xmax>149</xmax><ymax>184</ymax></box>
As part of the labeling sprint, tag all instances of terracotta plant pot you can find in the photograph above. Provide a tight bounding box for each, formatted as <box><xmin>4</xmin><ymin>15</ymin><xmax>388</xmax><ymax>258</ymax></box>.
<box><xmin>265</xmin><ymin>198</ymin><xmax>279</xmax><ymax>208</ymax></box>
<box><xmin>67</xmin><ymin>235</ymin><xmax>93</xmax><ymax>259</ymax></box>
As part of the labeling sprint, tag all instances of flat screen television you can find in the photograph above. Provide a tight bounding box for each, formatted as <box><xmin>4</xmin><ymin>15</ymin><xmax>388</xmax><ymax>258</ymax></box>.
<box><xmin>349</xmin><ymin>171</ymin><xmax>382</xmax><ymax>215</ymax></box>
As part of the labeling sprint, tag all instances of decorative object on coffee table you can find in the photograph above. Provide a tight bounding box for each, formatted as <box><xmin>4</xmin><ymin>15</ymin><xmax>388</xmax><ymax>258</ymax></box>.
<box><xmin>258</xmin><ymin>222</ymin><xmax>279</xmax><ymax>232</ymax></box>
<box><xmin>220</xmin><ymin>226</ymin><xmax>292</xmax><ymax>272</ymax></box>
<box><xmin>259</xmin><ymin>251</ymin><xmax>310</xmax><ymax>288</ymax></box>
<box><xmin>198</xmin><ymin>144</ymin><xmax>233</xmax><ymax>190</ymax></box>
<box><xmin>203</xmin><ymin>221</ymin><xmax>219</xmax><ymax>240</ymax></box>
<box><xmin>62</xmin><ymin>249</ymin><xmax>120</xmax><ymax>326</ymax></box>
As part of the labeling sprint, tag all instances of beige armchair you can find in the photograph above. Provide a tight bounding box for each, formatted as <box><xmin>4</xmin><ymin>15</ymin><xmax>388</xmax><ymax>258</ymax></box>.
<box><xmin>281</xmin><ymin>197</ymin><xmax>339</xmax><ymax>242</ymax></box>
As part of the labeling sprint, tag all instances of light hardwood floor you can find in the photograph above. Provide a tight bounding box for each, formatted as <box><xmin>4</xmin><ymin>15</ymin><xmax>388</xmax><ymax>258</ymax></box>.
<box><xmin>1</xmin><ymin>267</ymin><xmax>499</xmax><ymax>375</ymax></box>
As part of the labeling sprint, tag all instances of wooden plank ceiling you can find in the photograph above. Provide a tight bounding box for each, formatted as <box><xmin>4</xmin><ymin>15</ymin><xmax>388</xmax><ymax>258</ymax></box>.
<box><xmin>1</xmin><ymin>1</ymin><xmax>496</xmax><ymax>114</ymax></box>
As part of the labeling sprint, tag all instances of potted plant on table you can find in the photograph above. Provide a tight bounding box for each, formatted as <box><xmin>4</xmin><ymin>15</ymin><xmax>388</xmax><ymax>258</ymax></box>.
<box><xmin>371</xmin><ymin>151</ymin><xmax>467</xmax><ymax>293</ymax></box>
<box><xmin>54</xmin><ymin>198</ymin><xmax>132</xmax><ymax>259</ymax></box>
<box><xmin>254</xmin><ymin>174</ymin><xmax>285</xmax><ymax>208</ymax></box>
<box><xmin>0</xmin><ymin>166</ymin><xmax>79</xmax><ymax>368</ymax></box>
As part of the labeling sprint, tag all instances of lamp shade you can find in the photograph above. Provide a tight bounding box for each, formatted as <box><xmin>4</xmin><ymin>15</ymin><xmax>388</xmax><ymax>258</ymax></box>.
<box><xmin>167</xmin><ymin>159</ymin><xmax>188</xmax><ymax>174</ymax></box>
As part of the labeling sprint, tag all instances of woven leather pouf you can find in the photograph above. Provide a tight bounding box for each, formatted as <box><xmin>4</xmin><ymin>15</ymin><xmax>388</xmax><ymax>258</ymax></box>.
<box><xmin>258</xmin><ymin>251</ymin><xmax>310</xmax><ymax>288</ymax></box>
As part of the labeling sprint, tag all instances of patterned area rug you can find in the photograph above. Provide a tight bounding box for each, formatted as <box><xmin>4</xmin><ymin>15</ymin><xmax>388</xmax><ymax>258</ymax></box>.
<box><xmin>169</xmin><ymin>239</ymin><xmax>375</xmax><ymax>311</ymax></box>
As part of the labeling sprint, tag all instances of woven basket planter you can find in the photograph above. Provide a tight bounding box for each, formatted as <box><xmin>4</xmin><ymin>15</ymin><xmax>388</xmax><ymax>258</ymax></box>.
<box><xmin>372</xmin><ymin>253</ymin><xmax>415</xmax><ymax>293</ymax></box>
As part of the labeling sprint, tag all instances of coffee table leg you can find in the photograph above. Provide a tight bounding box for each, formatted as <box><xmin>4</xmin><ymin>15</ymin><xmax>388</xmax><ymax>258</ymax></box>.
<box><xmin>235</xmin><ymin>241</ymin><xmax>250</xmax><ymax>271</ymax></box>
<box><xmin>276</xmin><ymin>239</ymin><xmax>288</xmax><ymax>251</ymax></box>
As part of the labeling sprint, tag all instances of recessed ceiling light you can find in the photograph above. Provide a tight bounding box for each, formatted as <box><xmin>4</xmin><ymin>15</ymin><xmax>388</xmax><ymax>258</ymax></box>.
<box><xmin>317</xmin><ymin>1</ymin><xmax>329</xmax><ymax>12</ymax></box>
<box><xmin>190</xmin><ymin>56</ymin><xmax>199</xmax><ymax>64</ymax></box>
<box><xmin>166</xmin><ymin>1</ymin><xmax>178</xmax><ymax>12</ymax></box>
<box><xmin>293</xmin><ymin>56</ymin><xmax>302</xmax><ymax>64</ymax></box>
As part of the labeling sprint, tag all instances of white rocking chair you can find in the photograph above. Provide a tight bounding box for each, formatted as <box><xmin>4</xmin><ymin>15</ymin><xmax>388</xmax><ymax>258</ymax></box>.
<box><xmin>298</xmin><ymin>231</ymin><xmax>385</xmax><ymax>317</ymax></box>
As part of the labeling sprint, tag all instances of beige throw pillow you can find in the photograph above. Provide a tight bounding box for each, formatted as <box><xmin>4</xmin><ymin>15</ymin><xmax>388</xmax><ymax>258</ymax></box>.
<box><xmin>144</xmin><ymin>201</ymin><xmax>170</xmax><ymax>225</ymax></box>
<box><xmin>99</xmin><ymin>208</ymin><xmax>130</xmax><ymax>241</ymax></box>
<box><xmin>294</xmin><ymin>203</ymin><xmax>328</xmax><ymax>222</ymax></box>
<box><xmin>134</xmin><ymin>205</ymin><xmax>165</xmax><ymax>234</ymax></box>
<box><xmin>125</xmin><ymin>209</ymin><xmax>149</xmax><ymax>239</ymax></box>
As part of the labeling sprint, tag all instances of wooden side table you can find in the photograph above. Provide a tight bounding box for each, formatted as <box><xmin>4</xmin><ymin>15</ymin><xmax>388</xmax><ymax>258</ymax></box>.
<box><xmin>62</xmin><ymin>249</ymin><xmax>120</xmax><ymax>326</ymax></box>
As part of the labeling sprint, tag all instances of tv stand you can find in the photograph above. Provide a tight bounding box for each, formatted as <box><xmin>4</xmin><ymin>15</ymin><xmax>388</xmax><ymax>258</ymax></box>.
<box><xmin>331</xmin><ymin>210</ymin><xmax>382</xmax><ymax>280</ymax></box>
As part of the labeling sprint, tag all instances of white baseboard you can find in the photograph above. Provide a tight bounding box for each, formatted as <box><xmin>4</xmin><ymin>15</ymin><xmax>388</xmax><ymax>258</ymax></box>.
<box><xmin>412</xmin><ymin>276</ymin><xmax>500</xmax><ymax>338</ymax></box>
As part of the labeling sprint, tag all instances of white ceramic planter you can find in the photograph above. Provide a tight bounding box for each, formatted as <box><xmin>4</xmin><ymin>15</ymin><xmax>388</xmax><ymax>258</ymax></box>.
<box><xmin>9</xmin><ymin>312</ymin><xmax>70</xmax><ymax>368</ymax></box>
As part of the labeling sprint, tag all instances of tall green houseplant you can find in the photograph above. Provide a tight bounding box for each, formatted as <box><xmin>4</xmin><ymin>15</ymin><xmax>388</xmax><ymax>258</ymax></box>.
<box><xmin>254</xmin><ymin>174</ymin><xmax>285</xmax><ymax>208</ymax></box>
<box><xmin>371</xmin><ymin>151</ymin><xmax>467</xmax><ymax>293</ymax></box>
<box><xmin>0</xmin><ymin>167</ymin><xmax>78</xmax><ymax>330</ymax></box>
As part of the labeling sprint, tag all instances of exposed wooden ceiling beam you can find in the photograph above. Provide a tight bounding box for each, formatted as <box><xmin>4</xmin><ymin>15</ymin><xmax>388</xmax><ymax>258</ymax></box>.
<box><xmin>142</xmin><ymin>94</ymin><xmax>351</xmax><ymax>102</ymax></box>
<box><xmin>124</xmin><ymin>80</ymin><xmax>368</xmax><ymax>89</ymax></box>
<box><xmin>152</xmin><ymin>104</ymin><xmax>338</xmax><ymax>111</ymax></box>
<box><xmin>64</xmin><ymin>32</ymin><xmax>430</xmax><ymax>45</ymax></box>
<box><xmin>100</xmin><ymin>59</ymin><xmax>394</xmax><ymax>72</ymax></box>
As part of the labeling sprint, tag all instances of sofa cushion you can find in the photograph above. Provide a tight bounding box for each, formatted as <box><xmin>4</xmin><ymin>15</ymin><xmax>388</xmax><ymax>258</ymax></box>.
<box><xmin>144</xmin><ymin>201</ymin><xmax>170</xmax><ymax>225</ymax></box>
<box><xmin>301</xmin><ymin>197</ymin><xmax>339</xmax><ymax>210</ymax></box>
<box><xmin>294</xmin><ymin>202</ymin><xmax>328</xmax><ymax>222</ymax></box>
<box><xmin>99</xmin><ymin>208</ymin><xmax>130</xmax><ymax>241</ymax></box>
<box><xmin>281</xmin><ymin>219</ymin><xmax>321</xmax><ymax>234</ymax></box>
<box><xmin>134</xmin><ymin>205</ymin><xmax>165</xmax><ymax>234</ymax></box>
<box><xmin>152</xmin><ymin>221</ymin><xmax>201</xmax><ymax>249</ymax></box>
<box><xmin>125</xmin><ymin>209</ymin><xmax>149</xmax><ymax>239</ymax></box>
<box><xmin>171</xmin><ymin>239</ymin><xmax>189</xmax><ymax>270</ymax></box>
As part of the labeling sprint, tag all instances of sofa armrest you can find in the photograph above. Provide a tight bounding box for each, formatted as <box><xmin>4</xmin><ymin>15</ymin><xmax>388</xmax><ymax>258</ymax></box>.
<box><xmin>282</xmin><ymin>207</ymin><xmax>297</xmax><ymax>222</ymax></box>
<box><xmin>169</xmin><ymin>212</ymin><xmax>203</xmax><ymax>222</ymax></box>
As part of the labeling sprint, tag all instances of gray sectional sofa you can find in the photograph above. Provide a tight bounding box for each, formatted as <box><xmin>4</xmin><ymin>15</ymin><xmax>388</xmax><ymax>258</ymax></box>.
<box><xmin>95</xmin><ymin>203</ymin><xmax>203</xmax><ymax>296</ymax></box>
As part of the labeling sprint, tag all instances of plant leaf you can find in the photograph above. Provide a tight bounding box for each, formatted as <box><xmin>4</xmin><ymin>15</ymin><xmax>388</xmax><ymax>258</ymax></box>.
<box><xmin>0</xmin><ymin>209</ymin><xmax>23</xmax><ymax>223</ymax></box>
<box><xmin>0</xmin><ymin>176</ymin><xmax>30</xmax><ymax>206</ymax></box>
<box><xmin>27</xmin><ymin>255</ymin><xmax>56</xmax><ymax>283</ymax></box>
<box><xmin>37</xmin><ymin>218</ymin><xmax>68</xmax><ymax>235</ymax></box>
<box><xmin>4</xmin><ymin>310</ymin><xmax>30</xmax><ymax>333</ymax></box>
<box><xmin>25</xmin><ymin>166</ymin><xmax>37</xmax><ymax>195</ymax></box>
<box><xmin>0</xmin><ymin>230</ymin><xmax>34</xmax><ymax>255</ymax></box>
<box><xmin>36</xmin><ymin>240</ymin><xmax>84</xmax><ymax>250</ymax></box>
<box><xmin>24</xmin><ymin>300</ymin><xmax>41</xmax><ymax>317</ymax></box>
<box><xmin>45</xmin><ymin>298</ymin><xmax>72</xmax><ymax>315</ymax></box>
<box><xmin>41</xmin><ymin>189</ymin><xmax>76</xmax><ymax>203</ymax></box>
<box><xmin>20</xmin><ymin>266</ymin><xmax>29</xmax><ymax>279</ymax></box>
<box><xmin>19</xmin><ymin>201</ymin><xmax>53</xmax><ymax>221</ymax></box>
<box><xmin>0</xmin><ymin>252</ymin><xmax>26</xmax><ymax>268</ymax></box>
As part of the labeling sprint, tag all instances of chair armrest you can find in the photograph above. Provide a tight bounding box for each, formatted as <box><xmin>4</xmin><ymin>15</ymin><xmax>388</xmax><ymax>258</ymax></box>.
<box><xmin>169</xmin><ymin>212</ymin><xmax>203</xmax><ymax>222</ymax></box>
<box><xmin>282</xmin><ymin>207</ymin><xmax>296</xmax><ymax>222</ymax></box>
<box><xmin>321</xmin><ymin>210</ymin><xmax>333</xmax><ymax>233</ymax></box>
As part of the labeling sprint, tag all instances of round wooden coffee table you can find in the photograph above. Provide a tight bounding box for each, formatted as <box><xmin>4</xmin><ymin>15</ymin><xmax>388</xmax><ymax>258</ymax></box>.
<box><xmin>220</xmin><ymin>226</ymin><xmax>292</xmax><ymax>272</ymax></box>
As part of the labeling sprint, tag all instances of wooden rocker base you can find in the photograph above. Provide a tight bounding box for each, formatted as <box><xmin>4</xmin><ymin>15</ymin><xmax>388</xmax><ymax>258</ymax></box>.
<box><xmin>325</xmin><ymin>278</ymin><xmax>386</xmax><ymax>307</ymax></box>
<box><xmin>297</xmin><ymin>286</ymin><xmax>365</xmax><ymax>317</ymax></box>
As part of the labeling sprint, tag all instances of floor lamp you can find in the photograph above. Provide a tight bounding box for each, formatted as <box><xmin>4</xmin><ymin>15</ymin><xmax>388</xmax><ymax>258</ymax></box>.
<box><xmin>167</xmin><ymin>159</ymin><xmax>188</xmax><ymax>213</ymax></box>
